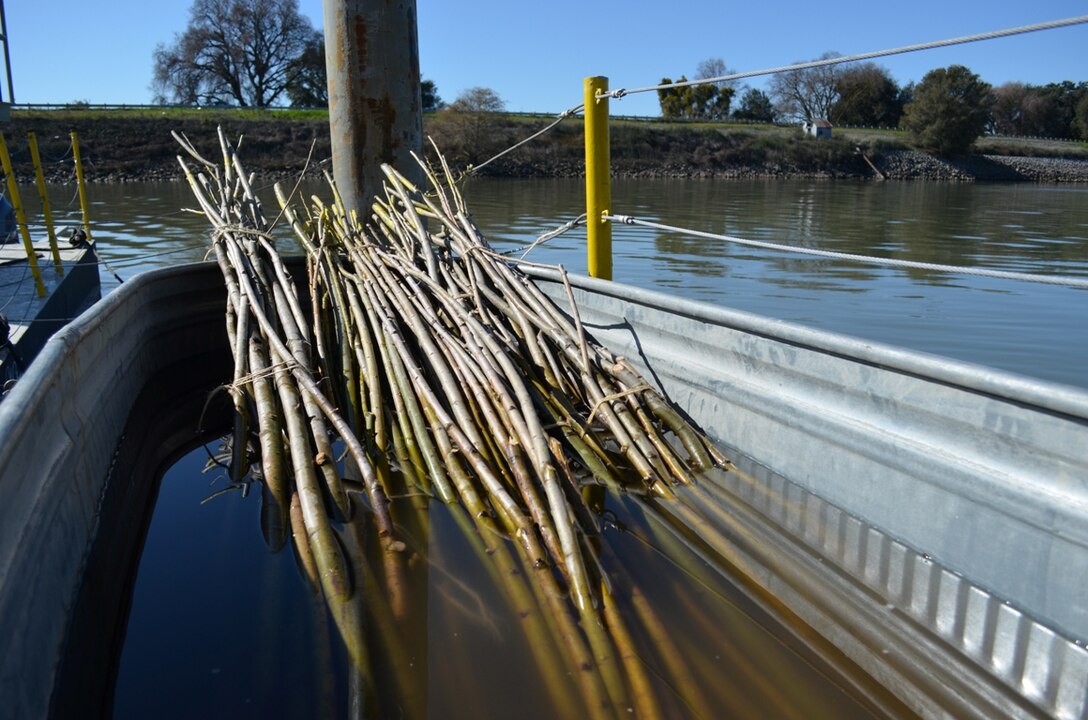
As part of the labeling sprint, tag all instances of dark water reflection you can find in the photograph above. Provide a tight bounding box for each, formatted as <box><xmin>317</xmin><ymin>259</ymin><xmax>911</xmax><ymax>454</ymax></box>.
<box><xmin>43</xmin><ymin>177</ymin><xmax>1088</xmax><ymax>388</ymax></box>
<box><xmin>114</xmin><ymin>441</ymin><xmax>900</xmax><ymax>719</ymax></box>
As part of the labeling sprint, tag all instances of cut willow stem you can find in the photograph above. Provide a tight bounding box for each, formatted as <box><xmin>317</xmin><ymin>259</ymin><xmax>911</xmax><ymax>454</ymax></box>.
<box><xmin>267</xmin><ymin>339</ymin><xmax>351</xmax><ymax>603</ymax></box>
<box><xmin>249</xmin><ymin>337</ymin><xmax>289</xmax><ymax>552</ymax></box>
<box><xmin>180</xmin><ymin>130</ymin><xmax>743</xmax><ymax>720</ymax></box>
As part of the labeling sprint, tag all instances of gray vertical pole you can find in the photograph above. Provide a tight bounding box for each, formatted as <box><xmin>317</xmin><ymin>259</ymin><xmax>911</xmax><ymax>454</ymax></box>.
<box><xmin>0</xmin><ymin>0</ymin><xmax>15</xmax><ymax>103</ymax></box>
<box><xmin>323</xmin><ymin>0</ymin><xmax>423</xmax><ymax>217</ymax></box>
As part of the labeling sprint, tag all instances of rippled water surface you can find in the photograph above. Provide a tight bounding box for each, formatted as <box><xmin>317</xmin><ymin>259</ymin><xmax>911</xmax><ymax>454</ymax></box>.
<box><xmin>48</xmin><ymin>177</ymin><xmax>1088</xmax><ymax>388</ymax></box>
<box><xmin>74</xmin><ymin>176</ymin><xmax>1085</xmax><ymax>719</ymax></box>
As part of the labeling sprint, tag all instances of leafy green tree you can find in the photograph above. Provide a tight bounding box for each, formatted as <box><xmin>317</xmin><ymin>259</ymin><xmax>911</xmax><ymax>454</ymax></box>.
<box><xmin>989</xmin><ymin>81</ymin><xmax>1088</xmax><ymax>138</ymax></box>
<box><xmin>1029</xmin><ymin>82</ymin><xmax>1088</xmax><ymax>138</ymax></box>
<box><xmin>831</xmin><ymin>63</ymin><xmax>902</xmax><ymax>127</ymax></box>
<box><xmin>900</xmin><ymin>65</ymin><xmax>992</xmax><ymax>155</ymax></box>
<box><xmin>152</xmin><ymin>0</ymin><xmax>318</xmax><ymax>107</ymax></box>
<box><xmin>687</xmin><ymin>84</ymin><xmax>712</xmax><ymax>117</ymax></box>
<box><xmin>657</xmin><ymin>77</ymin><xmax>734</xmax><ymax>120</ymax></box>
<box><xmin>708</xmin><ymin>88</ymin><xmax>735</xmax><ymax>119</ymax></box>
<box><xmin>732</xmin><ymin>88</ymin><xmax>776</xmax><ymax>123</ymax></box>
<box><xmin>1076</xmin><ymin>93</ymin><xmax>1088</xmax><ymax>140</ymax></box>
<box><xmin>657</xmin><ymin>59</ymin><xmax>736</xmax><ymax>120</ymax></box>
<box><xmin>897</xmin><ymin>82</ymin><xmax>915</xmax><ymax>111</ymax></box>
<box><xmin>285</xmin><ymin>30</ymin><xmax>326</xmax><ymax>107</ymax></box>
<box><xmin>657</xmin><ymin>77</ymin><xmax>690</xmax><ymax>119</ymax></box>
<box><xmin>421</xmin><ymin>79</ymin><xmax>443</xmax><ymax>112</ymax></box>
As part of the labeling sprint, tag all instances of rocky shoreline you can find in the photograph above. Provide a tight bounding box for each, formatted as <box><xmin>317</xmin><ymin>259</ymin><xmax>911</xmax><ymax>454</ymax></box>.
<box><xmin>873</xmin><ymin>151</ymin><xmax>1088</xmax><ymax>182</ymax></box>
<box><xmin>7</xmin><ymin>114</ymin><xmax>1088</xmax><ymax>184</ymax></box>
<box><xmin>495</xmin><ymin>151</ymin><xmax>1088</xmax><ymax>183</ymax></box>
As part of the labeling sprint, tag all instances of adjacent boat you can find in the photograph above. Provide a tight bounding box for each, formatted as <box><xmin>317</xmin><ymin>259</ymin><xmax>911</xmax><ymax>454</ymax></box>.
<box><xmin>0</xmin><ymin>261</ymin><xmax>1085</xmax><ymax>719</ymax></box>
<box><xmin>0</xmin><ymin>237</ymin><xmax>100</xmax><ymax>386</ymax></box>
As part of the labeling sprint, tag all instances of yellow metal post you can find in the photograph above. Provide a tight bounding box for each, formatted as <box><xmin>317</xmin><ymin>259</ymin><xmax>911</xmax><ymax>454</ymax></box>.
<box><xmin>70</xmin><ymin>131</ymin><xmax>93</xmax><ymax>243</ymax></box>
<box><xmin>584</xmin><ymin>76</ymin><xmax>612</xmax><ymax>280</ymax></box>
<box><xmin>27</xmin><ymin>132</ymin><xmax>63</xmax><ymax>275</ymax></box>
<box><xmin>0</xmin><ymin>133</ymin><xmax>48</xmax><ymax>297</ymax></box>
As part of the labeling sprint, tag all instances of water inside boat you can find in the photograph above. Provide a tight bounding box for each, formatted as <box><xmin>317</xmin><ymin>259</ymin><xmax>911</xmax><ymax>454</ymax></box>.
<box><xmin>96</xmin><ymin>434</ymin><xmax>916</xmax><ymax>719</ymax></box>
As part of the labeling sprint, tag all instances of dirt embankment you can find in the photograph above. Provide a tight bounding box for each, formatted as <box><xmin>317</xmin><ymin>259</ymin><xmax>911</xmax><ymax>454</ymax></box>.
<box><xmin>7</xmin><ymin>114</ymin><xmax>333</xmax><ymax>183</ymax></box>
<box><xmin>6</xmin><ymin>112</ymin><xmax>1088</xmax><ymax>184</ymax></box>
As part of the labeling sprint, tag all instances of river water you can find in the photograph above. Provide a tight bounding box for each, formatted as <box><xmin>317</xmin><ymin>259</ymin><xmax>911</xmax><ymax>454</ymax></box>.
<box><xmin>64</xmin><ymin>177</ymin><xmax>1088</xmax><ymax>389</ymax></box>
<box><xmin>71</xmin><ymin>176</ymin><xmax>1084</xmax><ymax>719</ymax></box>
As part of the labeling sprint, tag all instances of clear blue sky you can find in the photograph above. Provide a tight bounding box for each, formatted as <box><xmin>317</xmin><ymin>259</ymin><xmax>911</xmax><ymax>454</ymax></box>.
<box><xmin>3</xmin><ymin>1</ymin><xmax>1086</xmax><ymax>116</ymax></box>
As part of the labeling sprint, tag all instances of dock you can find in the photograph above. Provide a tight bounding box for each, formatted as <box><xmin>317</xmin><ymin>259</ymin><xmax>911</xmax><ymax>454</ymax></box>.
<box><xmin>0</xmin><ymin>237</ymin><xmax>100</xmax><ymax>387</ymax></box>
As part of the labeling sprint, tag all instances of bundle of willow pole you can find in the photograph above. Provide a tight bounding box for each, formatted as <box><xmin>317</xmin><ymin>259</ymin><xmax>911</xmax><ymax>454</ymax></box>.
<box><xmin>175</xmin><ymin>130</ymin><xmax>732</xmax><ymax>718</ymax></box>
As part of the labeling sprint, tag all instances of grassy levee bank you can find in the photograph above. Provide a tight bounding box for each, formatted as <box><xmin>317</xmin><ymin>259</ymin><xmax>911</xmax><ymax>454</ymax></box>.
<box><xmin>6</xmin><ymin>108</ymin><xmax>1088</xmax><ymax>183</ymax></box>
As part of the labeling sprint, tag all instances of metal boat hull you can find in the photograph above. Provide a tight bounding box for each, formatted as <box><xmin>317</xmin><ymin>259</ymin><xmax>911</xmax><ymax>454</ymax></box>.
<box><xmin>0</xmin><ymin>261</ymin><xmax>1085</xmax><ymax>718</ymax></box>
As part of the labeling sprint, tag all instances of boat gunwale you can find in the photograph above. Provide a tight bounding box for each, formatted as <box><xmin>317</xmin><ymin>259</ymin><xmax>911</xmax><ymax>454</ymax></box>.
<box><xmin>522</xmin><ymin>264</ymin><xmax>1088</xmax><ymax>419</ymax></box>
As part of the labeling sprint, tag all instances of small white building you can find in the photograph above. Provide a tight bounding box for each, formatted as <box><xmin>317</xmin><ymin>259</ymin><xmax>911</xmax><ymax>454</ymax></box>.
<box><xmin>803</xmin><ymin>119</ymin><xmax>833</xmax><ymax>139</ymax></box>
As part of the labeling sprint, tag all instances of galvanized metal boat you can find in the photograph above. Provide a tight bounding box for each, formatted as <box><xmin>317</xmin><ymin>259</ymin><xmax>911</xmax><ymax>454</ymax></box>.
<box><xmin>0</xmin><ymin>261</ymin><xmax>1085</xmax><ymax>719</ymax></box>
<box><xmin>0</xmin><ymin>237</ymin><xmax>100</xmax><ymax>385</ymax></box>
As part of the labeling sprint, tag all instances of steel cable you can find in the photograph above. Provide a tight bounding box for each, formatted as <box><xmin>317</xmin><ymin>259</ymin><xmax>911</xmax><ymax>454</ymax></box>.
<box><xmin>603</xmin><ymin>214</ymin><xmax>1088</xmax><ymax>289</ymax></box>
<box><xmin>599</xmin><ymin>16</ymin><xmax>1088</xmax><ymax>99</ymax></box>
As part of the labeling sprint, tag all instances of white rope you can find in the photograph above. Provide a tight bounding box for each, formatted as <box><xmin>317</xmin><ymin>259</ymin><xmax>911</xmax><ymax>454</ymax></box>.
<box><xmin>600</xmin><ymin>16</ymin><xmax>1088</xmax><ymax>99</ymax></box>
<box><xmin>467</xmin><ymin>104</ymin><xmax>584</xmax><ymax>175</ymax></box>
<box><xmin>603</xmin><ymin>214</ymin><xmax>1088</xmax><ymax>289</ymax></box>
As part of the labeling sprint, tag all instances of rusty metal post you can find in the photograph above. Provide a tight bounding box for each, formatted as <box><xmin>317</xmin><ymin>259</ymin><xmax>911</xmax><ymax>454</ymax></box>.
<box><xmin>323</xmin><ymin>0</ymin><xmax>423</xmax><ymax>218</ymax></box>
<box><xmin>0</xmin><ymin>0</ymin><xmax>14</xmax><ymax>105</ymax></box>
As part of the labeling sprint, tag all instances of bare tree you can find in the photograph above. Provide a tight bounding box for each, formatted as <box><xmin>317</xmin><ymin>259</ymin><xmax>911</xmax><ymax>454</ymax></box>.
<box><xmin>438</xmin><ymin>87</ymin><xmax>507</xmax><ymax>163</ymax></box>
<box><xmin>695</xmin><ymin>57</ymin><xmax>736</xmax><ymax>88</ymax></box>
<box><xmin>695</xmin><ymin>58</ymin><xmax>737</xmax><ymax>118</ymax></box>
<box><xmin>990</xmin><ymin>82</ymin><xmax>1030</xmax><ymax>135</ymax></box>
<box><xmin>448</xmin><ymin>86</ymin><xmax>505</xmax><ymax>114</ymax></box>
<box><xmin>152</xmin><ymin>0</ymin><xmax>317</xmax><ymax>107</ymax></box>
<box><xmin>768</xmin><ymin>51</ymin><xmax>842</xmax><ymax>122</ymax></box>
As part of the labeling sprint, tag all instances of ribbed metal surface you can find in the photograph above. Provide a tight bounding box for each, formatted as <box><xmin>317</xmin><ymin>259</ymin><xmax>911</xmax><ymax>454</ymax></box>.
<box><xmin>1</xmin><ymin>262</ymin><xmax>1085</xmax><ymax>718</ymax></box>
<box><xmin>715</xmin><ymin>454</ymin><xmax>1088</xmax><ymax>719</ymax></box>
<box><xmin>527</xmin><ymin>266</ymin><xmax>1088</xmax><ymax>719</ymax></box>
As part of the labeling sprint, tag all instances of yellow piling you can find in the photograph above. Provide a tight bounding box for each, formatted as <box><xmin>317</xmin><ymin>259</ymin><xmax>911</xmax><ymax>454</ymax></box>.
<box><xmin>0</xmin><ymin>133</ymin><xmax>48</xmax><ymax>297</ymax></box>
<box><xmin>70</xmin><ymin>131</ymin><xmax>93</xmax><ymax>243</ymax></box>
<box><xmin>27</xmin><ymin>132</ymin><xmax>63</xmax><ymax>275</ymax></box>
<box><xmin>583</xmin><ymin>76</ymin><xmax>612</xmax><ymax>280</ymax></box>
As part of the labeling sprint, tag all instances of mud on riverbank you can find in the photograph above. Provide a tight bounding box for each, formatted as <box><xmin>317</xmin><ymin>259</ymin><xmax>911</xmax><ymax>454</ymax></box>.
<box><xmin>7</xmin><ymin>113</ymin><xmax>1088</xmax><ymax>184</ymax></box>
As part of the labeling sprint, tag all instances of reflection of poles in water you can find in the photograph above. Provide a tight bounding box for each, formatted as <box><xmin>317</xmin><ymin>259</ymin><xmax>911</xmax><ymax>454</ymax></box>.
<box><xmin>175</xmin><ymin>130</ymin><xmax>821</xmax><ymax>718</ymax></box>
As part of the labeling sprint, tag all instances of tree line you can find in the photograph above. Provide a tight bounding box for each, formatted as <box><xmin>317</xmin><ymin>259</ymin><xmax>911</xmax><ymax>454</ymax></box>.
<box><xmin>153</xmin><ymin>1</ymin><xmax>1087</xmax><ymax>158</ymax></box>
<box><xmin>659</xmin><ymin>55</ymin><xmax>1088</xmax><ymax>154</ymax></box>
